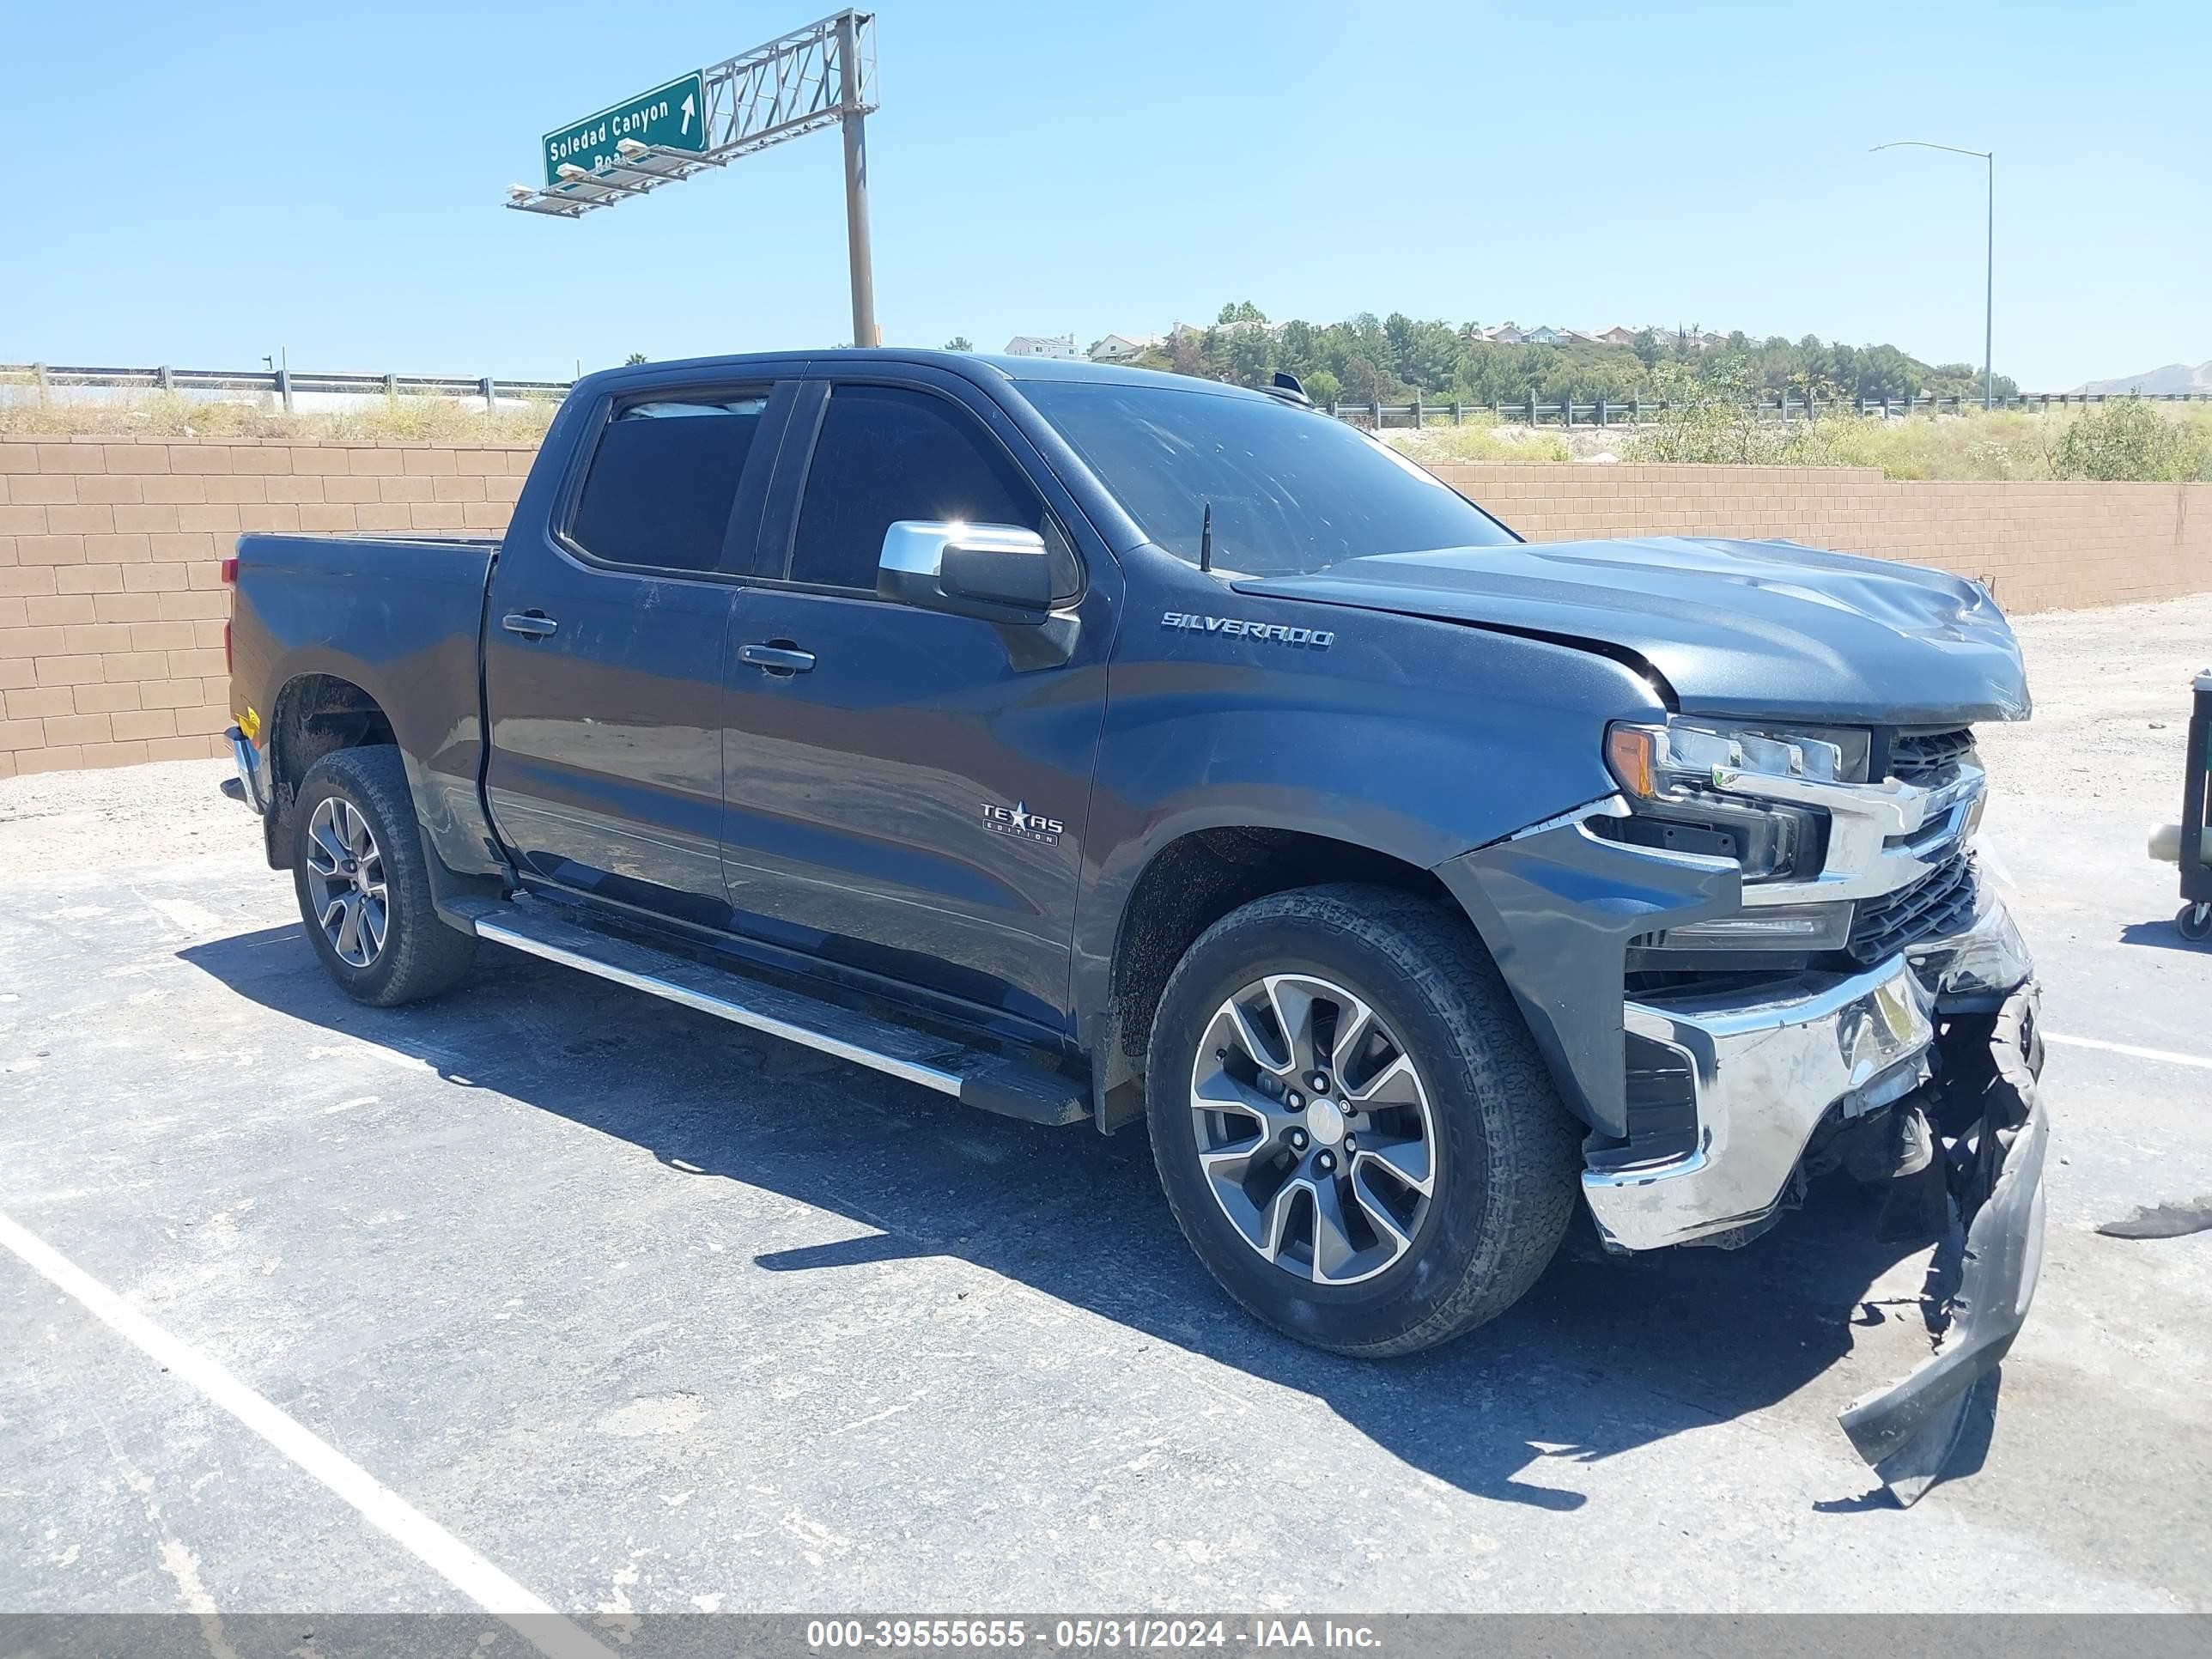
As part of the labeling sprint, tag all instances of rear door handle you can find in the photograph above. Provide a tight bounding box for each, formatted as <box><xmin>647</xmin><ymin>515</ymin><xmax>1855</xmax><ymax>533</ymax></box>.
<box><xmin>739</xmin><ymin>642</ymin><xmax>816</xmax><ymax>675</ymax></box>
<box><xmin>501</xmin><ymin>611</ymin><xmax>558</xmax><ymax>639</ymax></box>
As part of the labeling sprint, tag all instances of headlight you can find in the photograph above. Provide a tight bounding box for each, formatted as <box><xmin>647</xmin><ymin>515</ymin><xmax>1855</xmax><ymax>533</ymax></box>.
<box><xmin>1601</xmin><ymin>718</ymin><xmax>1869</xmax><ymax>886</ymax></box>
<box><xmin>1605</xmin><ymin>719</ymin><xmax>1872</xmax><ymax>798</ymax></box>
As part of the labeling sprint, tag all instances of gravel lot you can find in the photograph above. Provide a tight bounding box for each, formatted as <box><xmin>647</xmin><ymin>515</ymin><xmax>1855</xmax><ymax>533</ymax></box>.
<box><xmin>3</xmin><ymin>595</ymin><xmax>2208</xmax><ymax>1622</ymax></box>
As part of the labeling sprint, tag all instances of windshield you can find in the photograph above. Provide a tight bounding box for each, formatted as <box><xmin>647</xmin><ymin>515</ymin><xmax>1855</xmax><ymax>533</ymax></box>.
<box><xmin>1024</xmin><ymin>380</ymin><xmax>1519</xmax><ymax>576</ymax></box>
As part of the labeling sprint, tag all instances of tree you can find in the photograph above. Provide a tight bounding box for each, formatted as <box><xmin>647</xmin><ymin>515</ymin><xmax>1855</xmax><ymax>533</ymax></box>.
<box><xmin>1224</xmin><ymin>327</ymin><xmax>1275</xmax><ymax>388</ymax></box>
<box><xmin>942</xmin><ymin>336</ymin><xmax>973</xmax><ymax>351</ymax></box>
<box><xmin>623</xmin><ymin>352</ymin><xmax>648</xmax><ymax>366</ymax></box>
<box><xmin>1129</xmin><ymin>299</ymin><xmax>2017</xmax><ymax>425</ymax></box>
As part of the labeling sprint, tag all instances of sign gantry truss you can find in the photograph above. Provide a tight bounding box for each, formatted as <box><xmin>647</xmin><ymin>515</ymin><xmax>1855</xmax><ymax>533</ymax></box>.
<box><xmin>506</xmin><ymin>10</ymin><xmax>878</xmax><ymax>219</ymax></box>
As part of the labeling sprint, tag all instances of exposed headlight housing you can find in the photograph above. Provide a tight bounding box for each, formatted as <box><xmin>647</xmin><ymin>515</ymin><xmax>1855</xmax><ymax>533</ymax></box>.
<box><xmin>1606</xmin><ymin>719</ymin><xmax>1873</xmax><ymax>797</ymax></box>
<box><xmin>1600</xmin><ymin>718</ymin><xmax>1869</xmax><ymax>886</ymax></box>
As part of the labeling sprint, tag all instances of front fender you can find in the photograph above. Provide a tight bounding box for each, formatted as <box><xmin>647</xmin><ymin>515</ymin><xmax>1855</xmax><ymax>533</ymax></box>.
<box><xmin>1435</xmin><ymin>819</ymin><xmax>1738</xmax><ymax>1137</ymax></box>
<box><xmin>1069</xmin><ymin>577</ymin><xmax>1672</xmax><ymax>1064</ymax></box>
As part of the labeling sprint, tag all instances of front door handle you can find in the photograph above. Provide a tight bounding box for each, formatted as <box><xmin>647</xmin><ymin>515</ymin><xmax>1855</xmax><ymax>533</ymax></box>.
<box><xmin>501</xmin><ymin>611</ymin><xmax>558</xmax><ymax>639</ymax></box>
<box><xmin>739</xmin><ymin>641</ymin><xmax>816</xmax><ymax>675</ymax></box>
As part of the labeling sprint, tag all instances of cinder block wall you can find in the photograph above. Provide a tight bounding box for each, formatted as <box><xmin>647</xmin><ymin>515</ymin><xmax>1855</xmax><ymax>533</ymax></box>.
<box><xmin>1429</xmin><ymin>462</ymin><xmax>2212</xmax><ymax>615</ymax></box>
<box><xmin>3</xmin><ymin>434</ymin><xmax>2208</xmax><ymax>777</ymax></box>
<box><xmin>1</xmin><ymin>438</ymin><xmax>531</xmax><ymax>775</ymax></box>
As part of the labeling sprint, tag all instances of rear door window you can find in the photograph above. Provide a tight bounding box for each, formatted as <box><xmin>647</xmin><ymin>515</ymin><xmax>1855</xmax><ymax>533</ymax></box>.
<box><xmin>568</xmin><ymin>393</ymin><xmax>774</xmax><ymax>574</ymax></box>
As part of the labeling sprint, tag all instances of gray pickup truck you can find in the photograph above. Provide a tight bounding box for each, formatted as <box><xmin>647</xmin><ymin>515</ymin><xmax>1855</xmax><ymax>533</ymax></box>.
<box><xmin>221</xmin><ymin>350</ymin><xmax>2048</xmax><ymax>1501</ymax></box>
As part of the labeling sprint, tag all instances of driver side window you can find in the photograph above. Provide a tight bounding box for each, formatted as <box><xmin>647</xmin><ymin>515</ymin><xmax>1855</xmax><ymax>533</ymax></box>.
<box><xmin>787</xmin><ymin>384</ymin><xmax>1076</xmax><ymax>598</ymax></box>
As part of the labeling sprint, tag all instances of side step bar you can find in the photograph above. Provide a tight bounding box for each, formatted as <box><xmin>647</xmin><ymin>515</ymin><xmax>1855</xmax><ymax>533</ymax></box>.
<box><xmin>448</xmin><ymin>898</ymin><xmax>1088</xmax><ymax>1127</ymax></box>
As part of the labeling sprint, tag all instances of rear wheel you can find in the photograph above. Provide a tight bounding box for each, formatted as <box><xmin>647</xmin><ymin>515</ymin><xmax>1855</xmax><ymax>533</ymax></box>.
<box><xmin>2179</xmin><ymin>902</ymin><xmax>2212</xmax><ymax>945</ymax></box>
<box><xmin>1146</xmin><ymin>884</ymin><xmax>1581</xmax><ymax>1356</ymax></box>
<box><xmin>292</xmin><ymin>745</ymin><xmax>477</xmax><ymax>1006</ymax></box>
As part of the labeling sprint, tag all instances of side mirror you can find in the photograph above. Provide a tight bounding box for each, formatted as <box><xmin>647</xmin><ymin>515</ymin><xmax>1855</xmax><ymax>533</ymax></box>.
<box><xmin>878</xmin><ymin>521</ymin><xmax>1054</xmax><ymax>624</ymax></box>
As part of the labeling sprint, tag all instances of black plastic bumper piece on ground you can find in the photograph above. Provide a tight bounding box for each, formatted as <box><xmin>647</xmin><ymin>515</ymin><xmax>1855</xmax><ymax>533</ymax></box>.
<box><xmin>1836</xmin><ymin>981</ymin><xmax>2049</xmax><ymax>1505</ymax></box>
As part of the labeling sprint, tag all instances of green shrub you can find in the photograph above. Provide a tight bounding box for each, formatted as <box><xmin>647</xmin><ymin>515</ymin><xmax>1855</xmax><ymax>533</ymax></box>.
<box><xmin>2053</xmin><ymin>398</ymin><xmax>2212</xmax><ymax>483</ymax></box>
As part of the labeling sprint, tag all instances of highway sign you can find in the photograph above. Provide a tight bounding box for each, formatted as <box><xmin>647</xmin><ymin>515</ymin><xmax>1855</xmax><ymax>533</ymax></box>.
<box><xmin>542</xmin><ymin>73</ymin><xmax>706</xmax><ymax>186</ymax></box>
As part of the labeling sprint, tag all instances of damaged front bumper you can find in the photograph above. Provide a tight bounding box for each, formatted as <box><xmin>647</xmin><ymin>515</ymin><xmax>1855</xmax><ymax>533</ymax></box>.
<box><xmin>1837</xmin><ymin>982</ymin><xmax>2048</xmax><ymax>1502</ymax></box>
<box><xmin>1575</xmin><ymin>890</ymin><xmax>2045</xmax><ymax>1502</ymax></box>
<box><xmin>1581</xmin><ymin>889</ymin><xmax>2033</xmax><ymax>1251</ymax></box>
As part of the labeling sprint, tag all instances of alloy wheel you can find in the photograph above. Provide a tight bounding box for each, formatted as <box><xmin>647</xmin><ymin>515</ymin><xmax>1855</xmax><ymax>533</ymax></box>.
<box><xmin>1188</xmin><ymin>972</ymin><xmax>1438</xmax><ymax>1285</ymax></box>
<box><xmin>302</xmin><ymin>796</ymin><xmax>388</xmax><ymax>969</ymax></box>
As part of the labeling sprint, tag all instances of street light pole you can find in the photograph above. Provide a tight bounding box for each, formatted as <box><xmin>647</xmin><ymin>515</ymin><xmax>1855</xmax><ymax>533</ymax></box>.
<box><xmin>1873</xmin><ymin>140</ymin><xmax>1996</xmax><ymax>409</ymax></box>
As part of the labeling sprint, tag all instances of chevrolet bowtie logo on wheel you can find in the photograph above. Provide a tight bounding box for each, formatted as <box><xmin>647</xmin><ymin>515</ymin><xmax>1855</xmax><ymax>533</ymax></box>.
<box><xmin>981</xmin><ymin>800</ymin><xmax>1065</xmax><ymax>845</ymax></box>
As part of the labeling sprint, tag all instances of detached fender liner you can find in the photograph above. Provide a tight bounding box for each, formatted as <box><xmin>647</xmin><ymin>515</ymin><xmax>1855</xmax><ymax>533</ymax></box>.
<box><xmin>1435</xmin><ymin>814</ymin><xmax>1738</xmax><ymax>1139</ymax></box>
<box><xmin>1838</xmin><ymin>981</ymin><xmax>2050</xmax><ymax>1504</ymax></box>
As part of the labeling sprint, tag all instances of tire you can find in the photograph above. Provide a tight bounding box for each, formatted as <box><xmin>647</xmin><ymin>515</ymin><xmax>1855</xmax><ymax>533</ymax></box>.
<box><xmin>1146</xmin><ymin>884</ymin><xmax>1581</xmax><ymax>1357</ymax></box>
<box><xmin>291</xmin><ymin>744</ymin><xmax>477</xmax><ymax>1006</ymax></box>
<box><xmin>2178</xmin><ymin>902</ymin><xmax>2212</xmax><ymax>945</ymax></box>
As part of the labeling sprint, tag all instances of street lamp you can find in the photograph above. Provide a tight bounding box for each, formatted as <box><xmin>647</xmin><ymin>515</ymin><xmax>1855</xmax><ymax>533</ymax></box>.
<box><xmin>1872</xmin><ymin>140</ymin><xmax>1995</xmax><ymax>409</ymax></box>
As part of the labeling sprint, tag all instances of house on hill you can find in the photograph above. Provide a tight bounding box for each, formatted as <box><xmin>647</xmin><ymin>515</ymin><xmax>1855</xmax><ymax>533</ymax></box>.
<box><xmin>1088</xmin><ymin>332</ymin><xmax>1160</xmax><ymax>362</ymax></box>
<box><xmin>1003</xmin><ymin>333</ymin><xmax>1081</xmax><ymax>360</ymax></box>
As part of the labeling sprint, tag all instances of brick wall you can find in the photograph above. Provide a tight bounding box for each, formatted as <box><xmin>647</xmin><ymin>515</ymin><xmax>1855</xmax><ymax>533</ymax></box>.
<box><xmin>1430</xmin><ymin>462</ymin><xmax>2212</xmax><ymax>616</ymax></box>
<box><xmin>3</xmin><ymin>434</ymin><xmax>2208</xmax><ymax>777</ymax></box>
<box><xmin>0</xmin><ymin>437</ymin><xmax>532</xmax><ymax>776</ymax></box>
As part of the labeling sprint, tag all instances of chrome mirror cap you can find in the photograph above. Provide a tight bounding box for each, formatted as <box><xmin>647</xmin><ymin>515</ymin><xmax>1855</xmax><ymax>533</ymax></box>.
<box><xmin>878</xmin><ymin>520</ymin><xmax>1054</xmax><ymax>625</ymax></box>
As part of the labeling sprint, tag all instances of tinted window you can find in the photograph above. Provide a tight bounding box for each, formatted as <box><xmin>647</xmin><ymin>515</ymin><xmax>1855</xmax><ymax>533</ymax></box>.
<box><xmin>1023</xmin><ymin>380</ymin><xmax>1517</xmax><ymax>577</ymax></box>
<box><xmin>569</xmin><ymin>395</ymin><xmax>769</xmax><ymax>573</ymax></box>
<box><xmin>790</xmin><ymin>385</ymin><xmax>1061</xmax><ymax>593</ymax></box>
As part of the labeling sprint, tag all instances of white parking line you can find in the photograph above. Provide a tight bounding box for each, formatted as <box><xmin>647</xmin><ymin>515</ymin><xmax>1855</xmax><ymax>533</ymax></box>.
<box><xmin>0</xmin><ymin>1209</ymin><xmax>611</xmax><ymax>1659</ymax></box>
<box><xmin>2045</xmin><ymin>1032</ymin><xmax>2212</xmax><ymax>1072</ymax></box>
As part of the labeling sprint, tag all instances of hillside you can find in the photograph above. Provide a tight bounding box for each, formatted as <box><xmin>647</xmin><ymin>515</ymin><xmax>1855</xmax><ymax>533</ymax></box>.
<box><xmin>2071</xmin><ymin>361</ymin><xmax>2212</xmax><ymax>396</ymax></box>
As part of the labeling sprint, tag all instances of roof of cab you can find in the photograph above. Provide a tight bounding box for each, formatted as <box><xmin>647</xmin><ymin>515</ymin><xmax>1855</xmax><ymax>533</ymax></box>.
<box><xmin>580</xmin><ymin>349</ymin><xmax>1279</xmax><ymax>403</ymax></box>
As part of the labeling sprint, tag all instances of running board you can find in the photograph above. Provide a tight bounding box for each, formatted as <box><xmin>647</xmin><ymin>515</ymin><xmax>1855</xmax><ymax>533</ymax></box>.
<box><xmin>450</xmin><ymin>899</ymin><xmax>1087</xmax><ymax>1127</ymax></box>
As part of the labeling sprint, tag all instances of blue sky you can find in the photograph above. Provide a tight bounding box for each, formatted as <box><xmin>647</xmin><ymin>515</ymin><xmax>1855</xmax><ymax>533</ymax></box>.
<box><xmin>4</xmin><ymin>0</ymin><xmax>2204</xmax><ymax>390</ymax></box>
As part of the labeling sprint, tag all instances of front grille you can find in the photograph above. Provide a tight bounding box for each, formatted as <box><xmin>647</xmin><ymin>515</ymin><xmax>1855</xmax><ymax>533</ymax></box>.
<box><xmin>1847</xmin><ymin>853</ymin><xmax>1976</xmax><ymax>965</ymax></box>
<box><xmin>1889</xmin><ymin>727</ymin><xmax>1975</xmax><ymax>785</ymax></box>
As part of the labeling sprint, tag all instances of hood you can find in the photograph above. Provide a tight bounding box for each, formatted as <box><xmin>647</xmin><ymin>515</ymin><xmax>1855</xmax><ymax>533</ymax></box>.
<box><xmin>1234</xmin><ymin>537</ymin><xmax>2031</xmax><ymax>726</ymax></box>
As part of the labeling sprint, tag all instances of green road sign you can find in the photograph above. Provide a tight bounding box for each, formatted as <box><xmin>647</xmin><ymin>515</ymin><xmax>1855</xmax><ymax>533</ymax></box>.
<box><xmin>543</xmin><ymin>72</ymin><xmax>706</xmax><ymax>186</ymax></box>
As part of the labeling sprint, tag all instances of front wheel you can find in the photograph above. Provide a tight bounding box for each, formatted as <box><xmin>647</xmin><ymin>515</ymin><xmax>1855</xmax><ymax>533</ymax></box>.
<box><xmin>1146</xmin><ymin>884</ymin><xmax>1581</xmax><ymax>1357</ymax></box>
<box><xmin>2179</xmin><ymin>902</ymin><xmax>2212</xmax><ymax>945</ymax></box>
<box><xmin>291</xmin><ymin>745</ymin><xmax>477</xmax><ymax>1006</ymax></box>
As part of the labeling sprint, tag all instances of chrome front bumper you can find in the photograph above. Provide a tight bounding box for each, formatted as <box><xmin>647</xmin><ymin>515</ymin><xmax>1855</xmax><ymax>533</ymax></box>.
<box><xmin>1582</xmin><ymin>890</ymin><xmax>2032</xmax><ymax>1252</ymax></box>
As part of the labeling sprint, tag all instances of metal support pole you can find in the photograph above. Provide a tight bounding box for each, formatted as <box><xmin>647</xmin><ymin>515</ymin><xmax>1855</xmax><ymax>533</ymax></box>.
<box><xmin>482</xmin><ymin>376</ymin><xmax>497</xmax><ymax>413</ymax></box>
<box><xmin>1983</xmin><ymin>151</ymin><xmax>1995</xmax><ymax>410</ymax></box>
<box><xmin>837</xmin><ymin>11</ymin><xmax>877</xmax><ymax>349</ymax></box>
<box><xmin>33</xmin><ymin>362</ymin><xmax>48</xmax><ymax>407</ymax></box>
<box><xmin>276</xmin><ymin>368</ymin><xmax>294</xmax><ymax>416</ymax></box>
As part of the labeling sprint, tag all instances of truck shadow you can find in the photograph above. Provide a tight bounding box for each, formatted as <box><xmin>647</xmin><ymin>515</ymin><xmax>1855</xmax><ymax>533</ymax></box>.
<box><xmin>183</xmin><ymin>924</ymin><xmax>1937</xmax><ymax>1516</ymax></box>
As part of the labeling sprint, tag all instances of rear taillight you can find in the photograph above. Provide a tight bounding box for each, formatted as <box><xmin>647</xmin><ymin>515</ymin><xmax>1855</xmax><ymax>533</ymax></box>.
<box><xmin>221</xmin><ymin>556</ymin><xmax>237</xmax><ymax>669</ymax></box>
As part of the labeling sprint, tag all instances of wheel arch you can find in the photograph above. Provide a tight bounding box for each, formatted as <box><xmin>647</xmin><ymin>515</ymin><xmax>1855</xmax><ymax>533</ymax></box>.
<box><xmin>1085</xmin><ymin>823</ymin><xmax>1460</xmax><ymax>1129</ymax></box>
<box><xmin>264</xmin><ymin>672</ymin><xmax>396</xmax><ymax>868</ymax></box>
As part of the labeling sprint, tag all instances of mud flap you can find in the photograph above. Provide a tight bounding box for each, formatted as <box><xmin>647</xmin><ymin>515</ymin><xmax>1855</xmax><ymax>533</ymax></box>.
<box><xmin>1836</xmin><ymin>981</ymin><xmax>2049</xmax><ymax>1505</ymax></box>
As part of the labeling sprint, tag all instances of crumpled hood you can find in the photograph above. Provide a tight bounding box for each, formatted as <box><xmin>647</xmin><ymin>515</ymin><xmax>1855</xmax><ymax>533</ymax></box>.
<box><xmin>1235</xmin><ymin>537</ymin><xmax>2032</xmax><ymax>726</ymax></box>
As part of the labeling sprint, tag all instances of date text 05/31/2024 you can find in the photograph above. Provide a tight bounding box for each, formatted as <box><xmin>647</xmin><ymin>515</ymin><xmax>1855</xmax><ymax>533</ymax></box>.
<box><xmin>804</xmin><ymin>1620</ymin><xmax>1382</xmax><ymax>1650</ymax></box>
